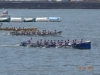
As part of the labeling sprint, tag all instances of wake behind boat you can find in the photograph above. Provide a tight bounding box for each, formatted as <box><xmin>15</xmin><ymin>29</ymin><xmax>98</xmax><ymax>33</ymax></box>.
<box><xmin>10</xmin><ymin>30</ymin><xmax>62</xmax><ymax>36</ymax></box>
<box><xmin>20</xmin><ymin>39</ymin><xmax>91</xmax><ymax>49</ymax></box>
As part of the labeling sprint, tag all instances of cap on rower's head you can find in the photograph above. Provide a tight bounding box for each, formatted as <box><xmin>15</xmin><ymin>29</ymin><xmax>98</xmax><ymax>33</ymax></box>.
<box><xmin>40</xmin><ymin>39</ymin><xmax>42</xmax><ymax>41</ymax></box>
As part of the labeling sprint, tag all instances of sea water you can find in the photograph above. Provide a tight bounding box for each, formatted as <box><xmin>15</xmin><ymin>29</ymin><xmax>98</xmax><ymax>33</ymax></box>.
<box><xmin>0</xmin><ymin>9</ymin><xmax>100</xmax><ymax>75</ymax></box>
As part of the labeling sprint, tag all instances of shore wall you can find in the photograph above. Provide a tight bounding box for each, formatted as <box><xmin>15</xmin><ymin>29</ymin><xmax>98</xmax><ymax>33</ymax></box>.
<box><xmin>0</xmin><ymin>1</ymin><xmax>100</xmax><ymax>9</ymax></box>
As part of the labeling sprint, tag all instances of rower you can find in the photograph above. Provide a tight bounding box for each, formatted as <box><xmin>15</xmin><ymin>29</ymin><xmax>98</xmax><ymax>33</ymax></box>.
<box><xmin>36</xmin><ymin>40</ymin><xmax>40</xmax><ymax>47</ymax></box>
<box><xmin>78</xmin><ymin>39</ymin><xmax>83</xmax><ymax>44</ymax></box>
<box><xmin>72</xmin><ymin>40</ymin><xmax>75</xmax><ymax>45</ymax></box>
<box><xmin>80</xmin><ymin>39</ymin><xmax>83</xmax><ymax>43</ymax></box>
<box><xmin>0</xmin><ymin>23</ymin><xmax>2</xmax><ymax>28</ymax></box>
<box><xmin>14</xmin><ymin>27</ymin><xmax>15</xmax><ymax>30</ymax></box>
<box><xmin>53</xmin><ymin>40</ymin><xmax>56</xmax><ymax>47</ymax></box>
<box><xmin>57</xmin><ymin>40</ymin><xmax>60</xmax><ymax>45</ymax></box>
<box><xmin>74</xmin><ymin>39</ymin><xmax>76</xmax><ymax>45</ymax></box>
<box><xmin>48</xmin><ymin>30</ymin><xmax>50</xmax><ymax>34</ymax></box>
<box><xmin>67</xmin><ymin>39</ymin><xmax>69</xmax><ymax>44</ymax></box>
<box><xmin>40</xmin><ymin>39</ymin><xmax>43</xmax><ymax>46</ymax></box>
<box><xmin>37</xmin><ymin>30</ymin><xmax>40</xmax><ymax>34</ymax></box>
<box><xmin>65</xmin><ymin>41</ymin><xmax>68</xmax><ymax>46</ymax></box>
<box><xmin>50</xmin><ymin>40</ymin><xmax>53</xmax><ymax>47</ymax></box>
<box><xmin>47</xmin><ymin>40</ymin><xmax>49</xmax><ymax>45</ymax></box>
<box><xmin>60</xmin><ymin>40</ymin><xmax>63</xmax><ymax>46</ymax></box>
<box><xmin>22</xmin><ymin>27</ymin><xmax>24</xmax><ymax>30</ymax></box>
<box><xmin>42</xmin><ymin>30</ymin><xmax>44</xmax><ymax>34</ymax></box>
<box><xmin>44</xmin><ymin>30</ymin><xmax>46</xmax><ymax>34</ymax></box>
<box><xmin>44</xmin><ymin>40</ymin><xmax>47</xmax><ymax>45</ymax></box>
<box><xmin>54</xmin><ymin>30</ymin><xmax>56</xmax><ymax>33</ymax></box>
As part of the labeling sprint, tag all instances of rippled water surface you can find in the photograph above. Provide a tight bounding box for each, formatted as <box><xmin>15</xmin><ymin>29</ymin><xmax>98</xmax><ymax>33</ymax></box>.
<box><xmin>0</xmin><ymin>9</ymin><xmax>100</xmax><ymax>75</ymax></box>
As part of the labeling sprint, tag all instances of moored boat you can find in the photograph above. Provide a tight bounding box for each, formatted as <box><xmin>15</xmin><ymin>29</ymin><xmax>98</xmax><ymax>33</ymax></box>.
<box><xmin>23</xmin><ymin>18</ymin><xmax>36</xmax><ymax>22</ymax></box>
<box><xmin>0</xmin><ymin>17</ymin><xmax>10</xmax><ymax>22</ymax></box>
<box><xmin>0</xmin><ymin>10</ymin><xmax>10</xmax><ymax>18</ymax></box>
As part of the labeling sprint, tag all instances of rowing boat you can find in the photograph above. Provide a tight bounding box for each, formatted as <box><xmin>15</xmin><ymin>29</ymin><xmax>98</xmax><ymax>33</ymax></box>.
<box><xmin>0</xmin><ymin>27</ymin><xmax>38</xmax><ymax>31</ymax></box>
<box><xmin>20</xmin><ymin>40</ymin><xmax>91</xmax><ymax>49</ymax></box>
<box><xmin>10</xmin><ymin>31</ymin><xmax>62</xmax><ymax>36</ymax></box>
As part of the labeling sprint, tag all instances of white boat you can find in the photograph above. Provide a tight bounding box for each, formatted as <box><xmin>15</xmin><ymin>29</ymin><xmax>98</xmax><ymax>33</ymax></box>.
<box><xmin>0</xmin><ymin>17</ymin><xmax>10</xmax><ymax>22</ymax></box>
<box><xmin>11</xmin><ymin>17</ymin><xmax>22</xmax><ymax>22</ymax></box>
<box><xmin>35</xmin><ymin>17</ymin><xmax>48</xmax><ymax>22</ymax></box>
<box><xmin>23</xmin><ymin>18</ymin><xmax>35</xmax><ymax>22</ymax></box>
<box><xmin>0</xmin><ymin>10</ymin><xmax>10</xmax><ymax>17</ymax></box>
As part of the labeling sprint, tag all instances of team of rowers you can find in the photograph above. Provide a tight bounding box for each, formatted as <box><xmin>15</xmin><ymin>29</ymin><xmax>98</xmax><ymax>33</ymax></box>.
<box><xmin>1</xmin><ymin>27</ymin><xmax>37</xmax><ymax>30</ymax></box>
<box><xmin>28</xmin><ymin>38</ymin><xmax>83</xmax><ymax>46</ymax></box>
<box><xmin>16</xmin><ymin>30</ymin><xmax>59</xmax><ymax>35</ymax></box>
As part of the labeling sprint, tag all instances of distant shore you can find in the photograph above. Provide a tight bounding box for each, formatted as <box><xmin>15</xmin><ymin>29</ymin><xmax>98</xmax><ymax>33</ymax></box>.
<box><xmin>0</xmin><ymin>1</ymin><xmax>100</xmax><ymax>9</ymax></box>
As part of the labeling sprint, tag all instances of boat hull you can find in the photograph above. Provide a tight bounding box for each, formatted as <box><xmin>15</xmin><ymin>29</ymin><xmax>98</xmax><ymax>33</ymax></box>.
<box><xmin>72</xmin><ymin>41</ymin><xmax>91</xmax><ymax>49</ymax></box>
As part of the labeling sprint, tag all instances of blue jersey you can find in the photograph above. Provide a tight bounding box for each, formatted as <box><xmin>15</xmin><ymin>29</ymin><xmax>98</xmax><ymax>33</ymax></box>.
<box><xmin>28</xmin><ymin>40</ymin><xmax>31</xmax><ymax>43</ymax></box>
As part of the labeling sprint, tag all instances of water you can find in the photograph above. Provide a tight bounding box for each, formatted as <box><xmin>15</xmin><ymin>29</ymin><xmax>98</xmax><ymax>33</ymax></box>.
<box><xmin>0</xmin><ymin>9</ymin><xmax>100</xmax><ymax>75</ymax></box>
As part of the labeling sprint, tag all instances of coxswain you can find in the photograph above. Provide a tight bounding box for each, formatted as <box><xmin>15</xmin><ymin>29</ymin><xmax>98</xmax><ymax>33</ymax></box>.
<box><xmin>28</xmin><ymin>38</ymin><xmax>32</xmax><ymax>44</ymax></box>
